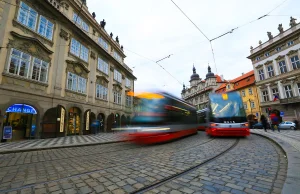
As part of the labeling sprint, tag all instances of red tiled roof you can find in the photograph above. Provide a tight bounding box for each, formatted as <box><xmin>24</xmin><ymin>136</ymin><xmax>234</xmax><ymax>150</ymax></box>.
<box><xmin>215</xmin><ymin>70</ymin><xmax>255</xmax><ymax>93</ymax></box>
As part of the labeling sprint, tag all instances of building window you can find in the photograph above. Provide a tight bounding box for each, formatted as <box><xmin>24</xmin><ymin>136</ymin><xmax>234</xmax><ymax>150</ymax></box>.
<box><xmin>8</xmin><ymin>48</ymin><xmax>49</xmax><ymax>82</ymax></box>
<box><xmin>272</xmin><ymin>88</ymin><xmax>279</xmax><ymax>98</ymax></box>
<box><xmin>97</xmin><ymin>57</ymin><xmax>109</xmax><ymax>75</ymax></box>
<box><xmin>17</xmin><ymin>2</ymin><xmax>38</xmax><ymax>31</ymax></box>
<box><xmin>125</xmin><ymin>78</ymin><xmax>131</xmax><ymax>88</ymax></box>
<box><xmin>70</xmin><ymin>38</ymin><xmax>89</xmax><ymax>62</ymax></box>
<box><xmin>98</xmin><ymin>37</ymin><xmax>109</xmax><ymax>51</ymax></box>
<box><xmin>113</xmin><ymin>51</ymin><xmax>122</xmax><ymax>62</ymax></box>
<box><xmin>284</xmin><ymin>85</ymin><xmax>293</xmax><ymax>98</ymax></box>
<box><xmin>67</xmin><ymin>72</ymin><xmax>86</xmax><ymax>93</ymax></box>
<box><xmin>126</xmin><ymin>95</ymin><xmax>132</xmax><ymax>107</ymax></box>
<box><xmin>291</xmin><ymin>56</ymin><xmax>300</xmax><ymax>70</ymax></box>
<box><xmin>250</xmin><ymin>101</ymin><xmax>255</xmax><ymax>108</ymax></box>
<box><xmin>96</xmin><ymin>84</ymin><xmax>108</xmax><ymax>100</ymax></box>
<box><xmin>287</xmin><ymin>41</ymin><xmax>294</xmax><ymax>46</ymax></box>
<box><xmin>266</xmin><ymin>65</ymin><xmax>274</xmax><ymax>77</ymax></box>
<box><xmin>248</xmin><ymin>88</ymin><xmax>253</xmax><ymax>95</ymax></box>
<box><xmin>297</xmin><ymin>83</ymin><xmax>300</xmax><ymax>95</ymax></box>
<box><xmin>258</xmin><ymin>69</ymin><xmax>265</xmax><ymax>80</ymax></box>
<box><xmin>265</xmin><ymin>52</ymin><xmax>270</xmax><ymax>57</ymax></box>
<box><xmin>256</xmin><ymin>57</ymin><xmax>260</xmax><ymax>61</ymax></box>
<box><xmin>113</xmin><ymin>91</ymin><xmax>121</xmax><ymax>104</ymax></box>
<box><xmin>17</xmin><ymin>2</ymin><xmax>54</xmax><ymax>41</ymax></box>
<box><xmin>241</xmin><ymin>90</ymin><xmax>245</xmax><ymax>97</ymax></box>
<box><xmin>243</xmin><ymin>103</ymin><xmax>247</xmax><ymax>109</ymax></box>
<box><xmin>31</xmin><ymin>58</ymin><xmax>48</xmax><ymax>82</ymax></box>
<box><xmin>262</xmin><ymin>90</ymin><xmax>269</xmax><ymax>102</ymax></box>
<box><xmin>227</xmin><ymin>85</ymin><xmax>230</xmax><ymax>89</ymax></box>
<box><xmin>278</xmin><ymin>61</ymin><xmax>287</xmax><ymax>73</ymax></box>
<box><xmin>276</xmin><ymin>47</ymin><xmax>281</xmax><ymax>52</ymax></box>
<box><xmin>73</xmin><ymin>13</ymin><xmax>89</xmax><ymax>32</ymax></box>
<box><xmin>37</xmin><ymin>16</ymin><xmax>54</xmax><ymax>40</ymax></box>
<box><xmin>114</xmin><ymin>69</ymin><xmax>122</xmax><ymax>83</ymax></box>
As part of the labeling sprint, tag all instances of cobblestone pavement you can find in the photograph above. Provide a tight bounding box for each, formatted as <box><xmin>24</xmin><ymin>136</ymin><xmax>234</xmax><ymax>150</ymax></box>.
<box><xmin>251</xmin><ymin>129</ymin><xmax>300</xmax><ymax>152</ymax></box>
<box><xmin>0</xmin><ymin>132</ymin><xmax>287</xmax><ymax>194</ymax></box>
<box><xmin>0</xmin><ymin>133</ymin><xmax>125</xmax><ymax>152</ymax></box>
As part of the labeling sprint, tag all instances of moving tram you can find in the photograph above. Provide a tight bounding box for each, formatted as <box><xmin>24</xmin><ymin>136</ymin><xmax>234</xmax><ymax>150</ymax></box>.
<box><xmin>197</xmin><ymin>91</ymin><xmax>250</xmax><ymax>137</ymax></box>
<box><xmin>116</xmin><ymin>91</ymin><xmax>198</xmax><ymax>144</ymax></box>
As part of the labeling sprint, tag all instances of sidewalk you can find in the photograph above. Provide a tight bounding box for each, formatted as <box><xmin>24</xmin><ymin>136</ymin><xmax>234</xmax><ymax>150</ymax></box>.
<box><xmin>0</xmin><ymin>132</ymin><xmax>126</xmax><ymax>154</ymax></box>
<box><xmin>251</xmin><ymin>129</ymin><xmax>300</xmax><ymax>194</ymax></box>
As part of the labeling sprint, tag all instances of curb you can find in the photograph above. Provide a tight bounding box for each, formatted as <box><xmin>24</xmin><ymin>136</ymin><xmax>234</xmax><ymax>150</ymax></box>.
<box><xmin>0</xmin><ymin>140</ymin><xmax>127</xmax><ymax>154</ymax></box>
<box><xmin>251</xmin><ymin>131</ymin><xmax>300</xmax><ymax>194</ymax></box>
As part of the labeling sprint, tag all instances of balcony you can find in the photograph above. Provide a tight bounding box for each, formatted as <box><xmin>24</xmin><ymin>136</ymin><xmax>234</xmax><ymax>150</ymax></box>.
<box><xmin>280</xmin><ymin>96</ymin><xmax>300</xmax><ymax>104</ymax></box>
<box><xmin>260</xmin><ymin>100</ymin><xmax>280</xmax><ymax>107</ymax></box>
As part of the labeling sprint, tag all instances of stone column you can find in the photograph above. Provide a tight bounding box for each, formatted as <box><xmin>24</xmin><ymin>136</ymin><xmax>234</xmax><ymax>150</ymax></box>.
<box><xmin>267</xmin><ymin>84</ymin><xmax>272</xmax><ymax>101</ymax></box>
<box><xmin>277</xmin><ymin>80</ymin><xmax>285</xmax><ymax>99</ymax></box>
<box><xmin>272</xmin><ymin>59</ymin><xmax>279</xmax><ymax>76</ymax></box>
<box><xmin>285</xmin><ymin>55</ymin><xmax>293</xmax><ymax>72</ymax></box>
<box><xmin>291</xmin><ymin>80</ymin><xmax>298</xmax><ymax>97</ymax></box>
<box><xmin>257</xmin><ymin>86</ymin><xmax>263</xmax><ymax>103</ymax></box>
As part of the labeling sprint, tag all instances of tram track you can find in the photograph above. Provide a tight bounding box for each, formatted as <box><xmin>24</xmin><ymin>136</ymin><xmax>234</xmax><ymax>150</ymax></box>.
<box><xmin>131</xmin><ymin>138</ymin><xmax>240</xmax><ymax>194</ymax></box>
<box><xmin>0</xmin><ymin>133</ymin><xmax>219</xmax><ymax>193</ymax></box>
<box><xmin>0</xmin><ymin>133</ymin><xmax>213</xmax><ymax>167</ymax></box>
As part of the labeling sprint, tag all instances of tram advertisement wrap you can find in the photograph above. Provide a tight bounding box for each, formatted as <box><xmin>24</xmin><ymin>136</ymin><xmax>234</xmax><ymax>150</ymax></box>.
<box><xmin>3</xmin><ymin>126</ymin><xmax>12</xmax><ymax>139</ymax></box>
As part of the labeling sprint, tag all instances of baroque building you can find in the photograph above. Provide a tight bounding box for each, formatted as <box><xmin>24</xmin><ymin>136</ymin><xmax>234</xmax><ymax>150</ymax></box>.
<box><xmin>0</xmin><ymin>0</ymin><xmax>136</xmax><ymax>141</ymax></box>
<box><xmin>247</xmin><ymin>17</ymin><xmax>300</xmax><ymax>121</ymax></box>
<box><xmin>181</xmin><ymin>65</ymin><xmax>226</xmax><ymax>110</ymax></box>
<box><xmin>215</xmin><ymin>70</ymin><xmax>262</xmax><ymax>122</ymax></box>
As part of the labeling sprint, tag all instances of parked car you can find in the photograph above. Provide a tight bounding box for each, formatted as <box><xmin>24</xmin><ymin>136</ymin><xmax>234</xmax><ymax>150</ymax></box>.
<box><xmin>278</xmin><ymin>121</ymin><xmax>296</xmax><ymax>130</ymax></box>
<box><xmin>252</xmin><ymin>122</ymin><xmax>270</xmax><ymax>129</ymax></box>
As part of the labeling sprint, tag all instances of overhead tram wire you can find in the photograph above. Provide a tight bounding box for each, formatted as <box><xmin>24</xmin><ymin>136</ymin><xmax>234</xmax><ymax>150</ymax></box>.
<box><xmin>209</xmin><ymin>0</ymin><xmax>290</xmax><ymax>42</ymax></box>
<box><xmin>170</xmin><ymin>0</ymin><xmax>218</xmax><ymax>74</ymax></box>
<box><xmin>124</xmin><ymin>48</ymin><xmax>182</xmax><ymax>85</ymax></box>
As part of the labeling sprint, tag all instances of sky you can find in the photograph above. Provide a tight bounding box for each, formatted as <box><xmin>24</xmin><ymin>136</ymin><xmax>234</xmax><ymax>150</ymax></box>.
<box><xmin>87</xmin><ymin>0</ymin><xmax>299</xmax><ymax>98</ymax></box>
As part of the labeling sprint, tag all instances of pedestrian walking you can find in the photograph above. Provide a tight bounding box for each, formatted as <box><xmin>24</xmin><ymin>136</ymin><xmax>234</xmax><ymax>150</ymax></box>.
<box><xmin>260</xmin><ymin>115</ymin><xmax>268</xmax><ymax>132</ymax></box>
<box><xmin>270</xmin><ymin>113</ymin><xmax>280</xmax><ymax>132</ymax></box>
<box><xmin>293</xmin><ymin>119</ymin><xmax>299</xmax><ymax>130</ymax></box>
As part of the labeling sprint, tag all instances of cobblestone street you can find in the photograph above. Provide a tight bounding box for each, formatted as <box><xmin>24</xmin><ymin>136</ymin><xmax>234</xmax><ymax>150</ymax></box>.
<box><xmin>0</xmin><ymin>132</ymin><xmax>288</xmax><ymax>194</ymax></box>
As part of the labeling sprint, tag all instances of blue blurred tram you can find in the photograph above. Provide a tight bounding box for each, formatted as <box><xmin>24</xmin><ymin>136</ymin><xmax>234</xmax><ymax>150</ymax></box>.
<box><xmin>197</xmin><ymin>91</ymin><xmax>250</xmax><ymax>137</ymax></box>
<box><xmin>120</xmin><ymin>91</ymin><xmax>199</xmax><ymax>144</ymax></box>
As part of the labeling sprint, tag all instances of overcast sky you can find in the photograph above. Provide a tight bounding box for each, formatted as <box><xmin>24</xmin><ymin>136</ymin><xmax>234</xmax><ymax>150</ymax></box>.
<box><xmin>87</xmin><ymin>0</ymin><xmax>298</xmax><ymax>98</ymax></box>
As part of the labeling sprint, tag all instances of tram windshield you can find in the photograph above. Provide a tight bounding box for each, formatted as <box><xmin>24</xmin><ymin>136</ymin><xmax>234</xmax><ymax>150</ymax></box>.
<box><xmin>209</xmin><ymin>92</ymin><xmax>247</xmax><ymax>122</ymax></box>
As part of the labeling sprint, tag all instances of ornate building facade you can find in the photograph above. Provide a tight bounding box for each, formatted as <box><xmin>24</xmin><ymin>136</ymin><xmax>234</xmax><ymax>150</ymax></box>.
<box><xmin>0</xmin><ymin>0</ymin><xmax>136</xmax><ymax>141</ymax></box>
<box><xmin>181</xmin><ymin>66</ymin><xmax>226</xmax><ymax>110</ymax></box>
<box><xmin>215</xmin><ymin>70</ymin><xmax>262</xmax><ymax>121</ymax></box>
<box><xmin>247</xmin><ymin>17</ymin><xmax>300</xmax><ymax>121</ymax></box>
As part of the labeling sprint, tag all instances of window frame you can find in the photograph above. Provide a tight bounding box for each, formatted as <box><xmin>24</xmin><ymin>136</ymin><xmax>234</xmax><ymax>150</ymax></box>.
<box><xmin>125</xmin><ymin>78</ymin><xmax>131</xmax><ymax>88</ymax></box>
<box><xmin>250</xmin><ymin>101</ymin><xmax>255</xmax><ymax>108</ymax></box>
<box><xmin>66</xmin><ymin>72</ymin><xmax>87</xmax><ymax>94</ymax></box>
<box><xmin>243</xmin><ymin>103</ymin><xmax>248</xmax><ymax>109</ymax></box>
<box><xmin>98</xmin><ymin>36</ymin><xmax>109</xmax><ymax>51</ymax></box>
<box><xmin>96</xmin><ymin>84</ymin><xmax>108</xmax><ymax>100</ymax></box>
<box><xmin>248</xmin><ymin>88</ymin><xmax>253</xmax><ymax>95</ymax></box>
<box><xmin>291</xmin><ymin>56</ymin><xmax>300</xmax><ymax>70</ymax></box>
<box><xmin>114</xmin><ymin>69</ymin><xmax>122</xmax><ymax>83</ymax></box>
<box><xmin>241</xmin><ymin>90</ymin><xmax>245</xmax><ymax>97</ymax></box>
<box><xmin>272</xmin><ymin>87</ymin><xmax>279</xmax><ymax>99</ymax></box>
<box><xmin>97</xmin><ymin>57</ymin><xmax>109</xmax><ymax>75</ymax></box>
<box><xmin>37</xmin><ymin>15</ymin><xmax>54</xmax><ymax>40</ymax></box>
<box><xmin>258</xmin><ymin>69</ymin><xmax>265</xmax><ymax>80</ymax></box>
<box><xmin>7</xmin><ymin>48</ymin><xmax>49</xmax><ymax>83</ymax></box>
<box><xmin>113</xmin><ymin>91</ymin><xmax>122</xmax><ymax>104</ymax></box>
<box><xmin>284</xmin><ymin>85</ymin><xmax>293</xmax><ymax>98</ymax></box>
<box><xmin>262</xmin><ymin>90</ymin><xmax>269</xmax><ymax>102</ymax></box>
<box><xmin>17</xmin><ymin>1</ymin><xmax>38</xmax><ymax>31</ymax></box>
<box><xmin>267</xmin><ymin>65</ymin><xmax>274</xmax><ymax>77</ymax></box>
<box><xmin>126</xmin><ymin>95</ymin><xmax>132</xmax><ymax>107</ymax></box>
<box><xmin>278</xmin><ymin>61</ymin><xmax>287</xmax><ymax>74</ymax></box>
<box><xmin>287</xmin><ymin>40</ymin><xmax>294</xmax><ymax>46</ymax></box>
<box><xmin>70</xmin><ymin>38</ymin><xmax>89</xmax><ymax>62</ymax></box>
<box><xmin>73</xmin><ymin>12</ymin><xmax>89</xmax><ymax>32</ymax></box>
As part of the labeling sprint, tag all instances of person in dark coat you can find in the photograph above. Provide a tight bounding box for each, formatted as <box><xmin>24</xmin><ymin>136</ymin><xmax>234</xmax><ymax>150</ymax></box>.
<box><xmin>293</xmin><ymin>119</ymin><xmax>299</xmax><ymax>130</ymax></box>
<box><xmin>260</xmin><ymin>115</ymin><xmax>268</xmax><ymax>132</ymax></box>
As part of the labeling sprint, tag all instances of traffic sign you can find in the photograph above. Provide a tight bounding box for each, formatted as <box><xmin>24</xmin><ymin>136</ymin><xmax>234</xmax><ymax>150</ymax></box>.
<box><xmin>280</xmin><ymin>111</ymin><xmax>284</xmax><ymax>117</ymax></box>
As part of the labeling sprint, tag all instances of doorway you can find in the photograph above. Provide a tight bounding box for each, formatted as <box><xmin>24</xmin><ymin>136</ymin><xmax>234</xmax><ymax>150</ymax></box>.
<box><xmin>68</xmin><ymin>107</ymin><xmax>81</xmax><ymax>135</ymax></box>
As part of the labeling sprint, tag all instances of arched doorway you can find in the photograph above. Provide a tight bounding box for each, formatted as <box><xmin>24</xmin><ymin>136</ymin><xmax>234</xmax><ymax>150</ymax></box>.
<box><xmin>107</xmin><ymin>113</ymin><xmax>114</xmax><ymax>132</ymax></box>
<box><xmin>2</xmin><ymin>104</ymin><xmax>37</xmax><ymax>141</ymax></box>
<box><xmin>68</xmin><ymin>107</ymin><xmax>81</xmax><ymax>135</ymax></box>
<box><xmin>97</xmin><ymin>113</ymin><xmax>105</xmax><ymax>132</ymax></box>
<box><xmin>115</xmin><ymin>113</ymin><xmax>120</xmax><ymax>127</ymax></box>
<box><xmin>127</xmin><ymin>116</ymin><xmax>131</xmax><ymax>126</ymax></box>
<box><xmin>121</xmin><ymin>115</ymin><xmax>126</xmax><ymax>127</ymax></box>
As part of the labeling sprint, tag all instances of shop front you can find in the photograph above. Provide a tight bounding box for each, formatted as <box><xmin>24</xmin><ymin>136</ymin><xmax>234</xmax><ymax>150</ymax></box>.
<box><xmin>2</xmin><ymin>104</ymin><xmax>37</xmax><ymax>142</ymax></box>
<box><xmin>68</xmin><ymin>107</ymin><xmax>81</xmax><ymax>135</ymax></box>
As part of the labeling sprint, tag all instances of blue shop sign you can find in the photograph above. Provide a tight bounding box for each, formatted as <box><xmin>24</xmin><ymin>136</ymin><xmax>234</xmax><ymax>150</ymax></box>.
<box><xmin>3</xmin><ymin>126</ymin><xmax>12</xmax><ymax>139</ymax></box>
<box><xmin>6</xmin><ymin>104</ymin><xmax>37</xmax><ymax>114</ymax></box>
